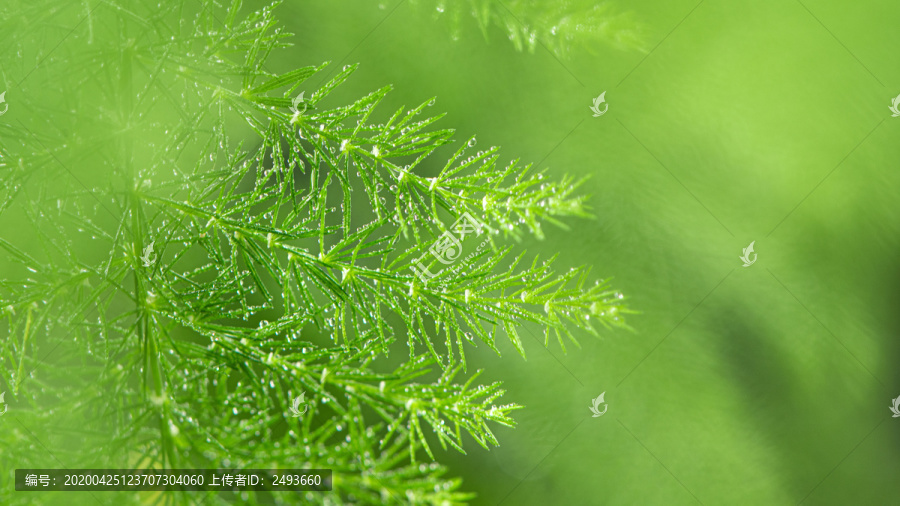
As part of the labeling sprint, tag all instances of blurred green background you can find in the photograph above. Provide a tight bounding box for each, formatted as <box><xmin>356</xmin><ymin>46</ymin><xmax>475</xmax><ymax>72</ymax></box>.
<box><xmin>4</xmin><ymin>0</ymin><xmax>900</xmax><ymax>504</ymax></box>
<box><xmin>280</xmin><ymin>0</ymin><xmax>900</xmax><ymax>504</ymax></box>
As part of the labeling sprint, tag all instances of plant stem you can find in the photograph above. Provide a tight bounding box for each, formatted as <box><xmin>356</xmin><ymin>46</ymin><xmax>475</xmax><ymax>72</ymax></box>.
<box><xmin>14</xmin><ymin>303</ymin><xmax>34</xmax><ymax>395</ymax></box>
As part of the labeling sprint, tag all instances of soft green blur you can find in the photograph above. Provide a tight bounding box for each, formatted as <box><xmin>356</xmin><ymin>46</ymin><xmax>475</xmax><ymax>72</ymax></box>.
<box><xmin>280</xmin><ymin>0</ymin><xmax>900</xmax><ymax>504</ymax></box>
<box><xmin>3</xmin><ymin>0</ymin><xmax>898</xmax><ymax>504</ymax></box>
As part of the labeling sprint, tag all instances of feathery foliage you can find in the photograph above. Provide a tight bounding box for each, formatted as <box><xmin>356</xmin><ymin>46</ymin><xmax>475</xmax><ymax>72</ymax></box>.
<box><xmin>414</xmin><ymin>0</ymin><xmax>648</xmax><ymax>56</ymax></box>
<box><xmin>0</xmin><ymin>0</ymin><xmax>630</xmax><ymax>504</ymax></box>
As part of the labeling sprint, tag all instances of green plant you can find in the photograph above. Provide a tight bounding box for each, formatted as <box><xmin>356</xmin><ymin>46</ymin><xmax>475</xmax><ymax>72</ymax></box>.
<box><xmin>0</xmin><ymin>1</ymin><xmax>630</xmax><ymax>504</ymax></box>
<box><xmin>414</xmin><ymin>0</ymin><xmax>647</xmax><ymax>56</ymax></box>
